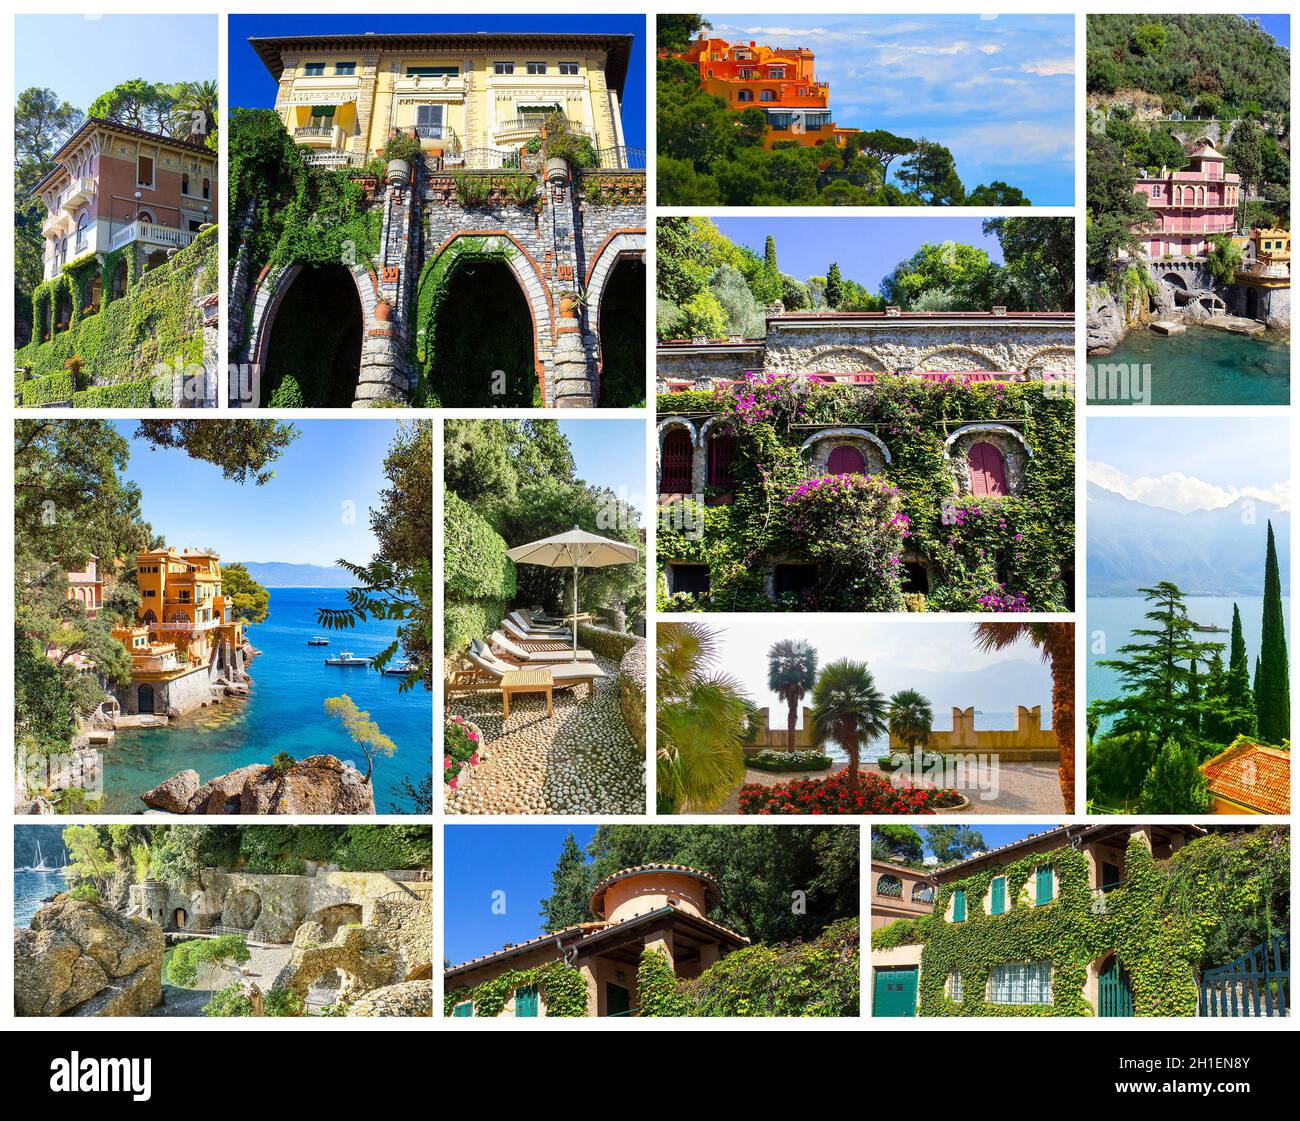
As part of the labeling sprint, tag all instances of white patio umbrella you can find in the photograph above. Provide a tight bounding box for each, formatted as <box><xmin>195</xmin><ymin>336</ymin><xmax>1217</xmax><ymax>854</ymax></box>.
<box><xmin>505</xmin><ymin>526</ymin><xmax>640</xmax><ymax>659</ymax></box>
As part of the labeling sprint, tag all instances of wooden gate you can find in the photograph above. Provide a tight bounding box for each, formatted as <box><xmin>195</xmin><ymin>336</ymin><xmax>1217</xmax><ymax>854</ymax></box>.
<box><xmin>1200</xmin><ymin>935</ymin><xmax>1289</xmax><ymax>1017</ymax></box>
<box><xmin>1098</xmin><ymin>956</ymin><xmax>1134</xmax><ymax>1017</ymax></box>
<box><xmin>872</xmin><ymin>966</ymin><xmax>917</xmax><ymax>1017</ymax></box>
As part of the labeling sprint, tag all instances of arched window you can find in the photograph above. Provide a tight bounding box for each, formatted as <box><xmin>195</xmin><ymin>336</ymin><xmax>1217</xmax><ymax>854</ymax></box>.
<box><xmin>137</xmin><ymin>210</ymin><xmax>155</xmax><ymax>225</ymax></box>
<box><xmin>203</xmin><ymin>177</ymin><xmax>211</xmax><ymax>200</ymax></box>
<box><xmin>182</xmin><ymin>173</ymin><xmax>190</xmax><ymax>195</ymax></box>
<box><xmin>827</xmin><ymin>444</ymin><xmax>866</xmax><ymax>475</ymax></box>
<box><xmin>968</xmin><ymin>442</ymin><xmax>1008</xmax><ymax>497</ymax></box>
<box><xmin>707</xmin><ymin>429</ymin><xmax>736</xmax><ymax>489</ymax></box>
<box><xmin>760</xmin><ymin>89</ymin><xmax>777</xmax><ymax>102</ymax></box>
<box><xmin>660</xmin><ymin>429</ymin><xmax>693</xmax><ymax>493</ymax></box>
<box><xmin>876</xmin><ymin>874</ymin><xmax>903</xmax><ymax>899</ymax></box>
<box><xmin>912</xmin><ymin>882</ymin><xmax>935</xmax><ymax>904</ymax></box>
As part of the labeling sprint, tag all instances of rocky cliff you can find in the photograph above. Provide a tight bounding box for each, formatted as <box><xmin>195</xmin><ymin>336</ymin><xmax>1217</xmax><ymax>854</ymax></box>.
<box><xmin>141</xmin><ymin>754</ymin><xmax>375</xmax><ymax>815</ymax></box>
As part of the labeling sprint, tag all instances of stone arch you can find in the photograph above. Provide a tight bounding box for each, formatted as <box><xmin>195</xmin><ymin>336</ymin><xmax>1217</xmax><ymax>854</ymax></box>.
<box><xmin>137</xmin><ymin>683</ymin><xmax>155</xmax><ymax>715</ymax></box>
<box><xmin>246</xmin><ymin>261</ymin><xmax>372</xmax><ymax>406</ymax></box>
<box><xmin>308</xmin><ymin>903</ymin><xmax>364</xmax><ymax>941</ymax></box>
<box><xmin>794</xmin><ymin>346</ymin><xmax>889</xmax><ymax>374</ymax></box>
<box><xmin>586</xmin><ymin>230</ymin><xmax>646</xmax><ymax>405</ymax></box>
<box><xmin>945</xmin><ymin>424</ymin><xmax>1030</xmax><ymax>498</ymax></box>
<box><xmin>1161</xmin><ymin>271</ymin><xmax>1188</xmax><ymax>290</ymax></box>
<box><xmin>913</xmin><ymin>345</ymin><xmax>1000</xmax><ymax>372</ymax></box>
<box><xmin>943</xmin><ymin>423</ymin><xmax>1031</xmax><ymax>459</ymax></box>
<box><xmin>800</xmin><ymin>427</ymin><xmax>892</xmax><ymax>476</ymax></box>
<box><xmin>415</xmin><ymin>232</ymin><xmax>552</xmax><ymax>405</ymax></box>
<box><xmin>1020</xmin><ymin>346</ymin><xmax>1074</xmax><ymax>376</ymax></box>
<box><xmin>657</xmin><ymin>416</ymin><xmax>699</xmax><ymax>494</ymax></box>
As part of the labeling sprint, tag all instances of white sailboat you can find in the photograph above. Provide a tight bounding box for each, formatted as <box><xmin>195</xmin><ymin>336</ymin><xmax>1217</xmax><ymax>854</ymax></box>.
<box><xmin>31</xmin><ymin>840</ymin><xmax>54</xmax><ymax>873</ymax></box>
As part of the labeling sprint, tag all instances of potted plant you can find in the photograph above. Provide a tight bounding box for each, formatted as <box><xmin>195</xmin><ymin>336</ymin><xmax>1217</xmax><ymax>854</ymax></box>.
<box><xmin>374</xmin><ymin>299</ymin><xmax>392</xmax><ymax>322</ymax></box>
<box><xmin>557</xmin><ymin>287</ymin><xmax>589</xmax><ymax>319</ymax></box>
<box><xmin>538</xmin><ymin>112</ymin><xmax>598</xmax><ymax>184</ymax></box>
<box><xmin>383</xmin><ymin>133</ymin><xmax>422</xmax><ymax>187</ymax></box>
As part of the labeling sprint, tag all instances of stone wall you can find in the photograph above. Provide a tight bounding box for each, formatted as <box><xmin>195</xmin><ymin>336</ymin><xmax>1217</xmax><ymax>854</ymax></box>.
<box><xmin>576</xmin><ymin>623</ymin><xmax>645</xmax><ymax>753</ymax></box>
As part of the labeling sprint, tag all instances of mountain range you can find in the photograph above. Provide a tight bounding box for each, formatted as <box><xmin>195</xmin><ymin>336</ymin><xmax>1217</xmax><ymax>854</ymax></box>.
<box><xmin>233</xmin><ymin>562</ymin><xmax>353</xmax><ymax>588</ymax></box>
<box><xmin>1087</xmin><ymin>483</ymin><xmax>1291</xmax><ymax>597</ymax></box>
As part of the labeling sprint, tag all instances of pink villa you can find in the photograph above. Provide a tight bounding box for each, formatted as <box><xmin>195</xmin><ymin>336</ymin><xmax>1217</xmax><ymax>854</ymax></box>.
<box><xmin>1132</xmin><ymin>139</ymin><xmax>1240</xmax><ymax>258</ymax></box>
<box><xmin>32</xmin><ymin>118</ymin><xmax>218</xmax><ymax>297</ymax></box>
<box><xmin>65</xmin><ymin>555</ymin><xmax>104</xmax><ymax>617</ymax></box>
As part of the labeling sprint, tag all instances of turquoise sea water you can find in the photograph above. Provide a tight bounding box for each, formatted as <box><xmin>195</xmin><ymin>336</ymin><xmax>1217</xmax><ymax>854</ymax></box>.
<box><xmin>100</xmin><ymin>587</ymin><xmax>431</xmax><ymax>814</ymax></box>
<box><xmin>1087</xmin><ymin>595</ymin><xmax>1290</xmax><ymax>729</ymax></box>
<box><xmin>1089</xmin><ymin>326</ymin><xmax>1289</xmax><ymax>405</ymax></box>
<box><xmin>15</xmin><ymin>870</ymin><xmax>67</xmax><ymax>927</ymax></box>
<box><xmin>817</xmin><ymin>711</ymin><xmax>1050</xmax><ymax>765</ymax></box>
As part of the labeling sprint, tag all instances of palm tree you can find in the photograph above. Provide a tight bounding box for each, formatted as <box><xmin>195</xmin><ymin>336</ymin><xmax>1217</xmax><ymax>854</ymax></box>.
<box><xmin>888</xmin><ymin>688</ymin><xmax>934</xmax><ymax>751</ymax></box>
<box><xmin>810</xmin><ymin>659</ymin><xmax>888</xmax><ymax>792</ymax></box>
<box><xmin>656</xmin><ymin>622</ymin><xmax>750</xmax><ymax>812</ymax></box>
<box><xmin>972</xmin><ymin>622</ymin><xmax>1075</xmax><ymax>810</ymax></box>
<box><xmin>767</xmin><ymin>639</ymin><xmax>818</xmax><ymax>750</ymax></box>
<box><xmin>172</xmin><ymin>80</ymin><xmax>219</xmax><ymax>144</ymax></box>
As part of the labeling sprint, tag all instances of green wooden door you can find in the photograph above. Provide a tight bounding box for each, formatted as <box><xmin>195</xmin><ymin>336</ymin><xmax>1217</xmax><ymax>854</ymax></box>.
<box><xmin>1098</xmin><ymin>957</ymin><xmax>1134</xmax><ymax>1017</ymax></box>
<box><xmin>605</xmin><ymin>982</ymin><xmax>632</xmax><ymax>1017</ymax></box>
<box><xmin>514</xmin><ymin>985</ymin><xmax>539</xmax><ymax>1017</ymax></box>
<box><xmin>872</xmin><ymin>967</ymin><xmax>918</xmax><ymax>1017</ymax></box>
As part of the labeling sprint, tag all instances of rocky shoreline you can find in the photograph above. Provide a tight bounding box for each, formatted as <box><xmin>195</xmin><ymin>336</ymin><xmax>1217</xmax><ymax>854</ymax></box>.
<box><xmin>141</xmin><ymin>754</ymin><xmax>376</xmax><ymax>815</ymax></box>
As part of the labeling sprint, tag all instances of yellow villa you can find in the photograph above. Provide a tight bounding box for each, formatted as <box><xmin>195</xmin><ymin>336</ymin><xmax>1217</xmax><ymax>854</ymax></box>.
<box><xmin>111</xmin><ymin>547</ymin><xmax>247</xmax><ymax>717</ymax></box>
<box><xmin>249</xmin><ymin>32</ymin><xmax>635</xmax><ymax>169</ymax></box>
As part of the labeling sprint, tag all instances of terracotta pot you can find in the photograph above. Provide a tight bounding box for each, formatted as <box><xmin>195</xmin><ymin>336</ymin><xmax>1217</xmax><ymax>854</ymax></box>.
<box><xmin>559</xmin><ymin>294</ymin><xmax>579</xmax><ymax>319</ymax></box>
<box><xmin>375</xmin><ymin>299</ymin><xmax>392</xmax><ymax>322</ymax></box>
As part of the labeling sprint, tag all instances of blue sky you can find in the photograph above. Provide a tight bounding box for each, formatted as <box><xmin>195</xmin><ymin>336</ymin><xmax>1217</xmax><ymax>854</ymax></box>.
<box><xmin>15</xmin><ymin>15</ymin><xmax>216</xmax><ymax>111</ymax></box>
<box><xmin>1246</xmin><ymin>14</ymin><xmax>1289</xmax><ymax>47</ymax></box>
<box><xmin>1088</xmin><ymin>417</ymin><xmax>1290</xmax><ymax>514</ymax></box>
<box><xmin>714</xmin><ymin>216</ymin><xmax>1002</xmax><ymax>293</ymax></box>
<box><xmin>559</xmin><ymin>420</ymin><xmax>647</xmax><ymax>518</ymax></box>
<box><xmin>906</xmin><ymin>824</ymin><xmax>1063</xmax><ymax>865</ymax></box>
<box><xmin>444</xmin><ymin>825</ymin><xmax>597</xmax><ymax>964</ymax></box>
<box><xmin>117</xmin><ymin>421</ymin><xmax>398</xmax><ymax>567</ymax></box>
<box><xmin>229</xmin><ymin>14</ymin><xmax>646</xmax><ymax>148</ymax></box>
<box><xmin>701</xmin><ymin>13</ymin><xmax>1074</xmax><ymax>204</ymax></box>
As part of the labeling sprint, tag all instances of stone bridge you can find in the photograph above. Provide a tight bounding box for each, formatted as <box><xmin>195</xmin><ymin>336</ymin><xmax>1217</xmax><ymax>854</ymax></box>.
<box><xmin>229</xmin><ymin>162</ymin><xmax>645</xmax><ymax>407</ymax></box>
<box><xmin>657</xmin><ymin>311</ymin><xmax>1075</xmax><ymax>390</ymax></box>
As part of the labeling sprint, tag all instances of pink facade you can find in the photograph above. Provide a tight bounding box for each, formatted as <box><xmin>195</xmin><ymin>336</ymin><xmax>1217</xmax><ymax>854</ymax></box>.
<box><xmin>1132</xmin><ymin>141</ymin><xmax>1240</xmax><ymax>258</ymax></box>
<box><xmin>66</xmin><ymin>555</ymin><xmax>103</xmax><ymax>617</ymax></box>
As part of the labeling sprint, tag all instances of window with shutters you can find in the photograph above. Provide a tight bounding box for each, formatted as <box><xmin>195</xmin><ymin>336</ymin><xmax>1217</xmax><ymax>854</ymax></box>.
<box><xmin>948</xmin><ymin>971</ymin><xmax>963</xmax><ymax>1002</ymax></box>
<box><xmin>137</xmin><ymin>155</ymin><xmax>155</xmax><ymax>189</ymax></box>
<box><xmin>660</xmin><ymin>429</ymin><xmax>693</xmax><ymax>493</ymax></box>
<box><xmin>514</xmin><ymin>985</ymin><xmax>539</xmax><ymax>1017</ymax></box>
<box><xmin>707</xmin><ymin>430</ymin><xmax>737</xmax><ymax>489</ymax></box>
<box><xmin>951</xmin><ymin>888</ymin><xmax>966</xmax><ymax>923</ymax></box>
<box><xmin>826</xmin><ymin>444</ymin><xmax>866</xmax><ymax>475</ymax></box>
<box><xmin>990</xmin><ymin>963</ymin><xmax>1052</xmax><ymax>1005</ymax></box>
<box><xmin>990</xmin><ymin>875</ymin><xmax>1007</xmax><ymax>915</ymax></box>
<box><xmin>1035</xmin><ymin>865</ymin><xmax>1054</xmax><ymax>906</ymax></box>
<box><xmin>452</xmin><ymin>1001</ymin><xmax>473</xmax><ymax>1017</ymax></box>
<box><xmin>967</xmin><ymin>442</ymin><xmax>1008</xmax><ymax>496</ymax></box>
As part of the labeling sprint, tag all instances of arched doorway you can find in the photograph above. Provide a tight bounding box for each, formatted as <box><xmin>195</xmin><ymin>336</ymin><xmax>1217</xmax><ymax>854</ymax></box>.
<box><xmin>427</xmin><ymin>258</ymin><xmax>535</xmax><ymax>406</ymax></box>
<box><xmin>1098</xmin><ymin>955</ymin><xmax>1134</xmax><ymax>1017</ymax></box>
<box><xmin>262</xmin><ymin>264</ymin><xmax>363</xmax><ymax>407</ymax></box>
<box><xmin>596</xmin><ymin>256</ymin><xmax>646</xmax><ymax>407</ymax></box>
<box><xmin>137</xmin><ymin>683</ymin><xmax>155</xmax><ymax>715</ymax></box>
<box><xmin>174</xmin><ymin>908</ymin><xmax>188</xmax><ymax>929</ymax></box>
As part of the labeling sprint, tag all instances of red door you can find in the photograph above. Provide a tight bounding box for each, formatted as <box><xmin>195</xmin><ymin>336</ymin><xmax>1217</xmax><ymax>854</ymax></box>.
<box><xmin>661</xmin><ymin>429</ymin><xmax>693</xmax><ymax>493</ymax></box>
<box><xmin>827</xmin><ymin>444</ymin><xmax>866</xmax><ymax>475</ymax></box>
<box><xmin>968</xmin><ymin>442</ymin><xmax>1008</xmax><ymax>497</ymax></box>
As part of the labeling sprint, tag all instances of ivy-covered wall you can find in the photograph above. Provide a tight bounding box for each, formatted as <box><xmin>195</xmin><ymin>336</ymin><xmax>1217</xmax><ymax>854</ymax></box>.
<box><xmin>656</xmin><ymin>377</ymin><xmax>1074</xmax><ymax>612</ymax></box>
<box><xmin>910</xmin><ymin>829</ymin><xmax>1287</xmax><ymax>1017</ymax></box>
<box><xmin>443</xmin><ymin>960</ymin><xmax>588</xmax><ymax>1017</ymax></box>
<box><xmin>15</xmin><ymin>226</ymin><xmax>216</xmax><ymax>407</ymax></box>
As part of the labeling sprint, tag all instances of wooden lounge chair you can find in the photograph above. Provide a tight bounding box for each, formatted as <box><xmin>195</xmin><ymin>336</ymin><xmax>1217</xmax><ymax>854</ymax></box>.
<box><xmin>507</xmin><ymin>610</ymin><xmax>573</xmax><ymax>639</ymax></box>
<box><xmin>490</xmin><ymin>630</ymin><xmax>596</xmax><ymax>664</ymax></box>
<box><xmin>451</xmin><ymin>641</ymin><xmax>602</xmax><ymax>700</ymax></box>
<box><xmin>501</xmin><ymin>617</ymin><xmax>581</xmax><ymax>647</ymax></box>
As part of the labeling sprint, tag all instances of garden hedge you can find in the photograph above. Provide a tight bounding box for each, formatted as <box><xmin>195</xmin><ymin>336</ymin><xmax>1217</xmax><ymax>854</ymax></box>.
<box><xmin>657</xmin><ymin>376</ymin><xmax>1074</xmax><ymax>612</ymax></box>
<box><xmin>443</xmin><ymin>492</ymin><xmax>516</xmax><ymax>652</ymax></box>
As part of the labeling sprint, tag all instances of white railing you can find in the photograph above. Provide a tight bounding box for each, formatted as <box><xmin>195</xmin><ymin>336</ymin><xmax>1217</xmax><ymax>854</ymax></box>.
<box><xmin>303</xmin><ymin>150</ymin><xmax>355</xmax><ymax>168</ymax></box>
<box><xmin>150</xmin><ymin>619</ymin><xmax>222</xmax><ymax>633</ymax></box>
<box><xmin>110</xmin><ymin>220</ymin><xmax>196</xmax><ymax>253</ymax></box>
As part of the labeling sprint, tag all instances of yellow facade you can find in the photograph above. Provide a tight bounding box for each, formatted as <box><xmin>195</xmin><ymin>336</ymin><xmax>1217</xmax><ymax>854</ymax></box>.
<box><xmin>251</xmin><ymin>33</ymin><xmax>633</xmax><ymax>167</ymax></box>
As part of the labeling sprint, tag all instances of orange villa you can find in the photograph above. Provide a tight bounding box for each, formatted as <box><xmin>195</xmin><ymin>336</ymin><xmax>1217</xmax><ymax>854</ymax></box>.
<box><xmin>32</xmin><ymin>118</ymin><xmax>218</xmax><ymax>295</ymax></box>
<box><xmin>673</xmin><ymin>36</ymin><xmax>857</xmax><ymax>149</ymax></box>
<box><xmin>110</xmin><ymin>546</ymin><xmax>246</xmax><ymax>718</ymax></box>
<box><xmin>446</xmin><ymin>865</ymin><xmax>750</xmax><ymax>1016</ymax></box>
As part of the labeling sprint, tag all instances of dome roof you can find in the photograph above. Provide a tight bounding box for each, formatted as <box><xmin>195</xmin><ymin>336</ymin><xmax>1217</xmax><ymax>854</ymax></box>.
<box><xmin>588</xmin><ymin>864</ymin><xmax>721</xmax><ymax>918</ymax></box>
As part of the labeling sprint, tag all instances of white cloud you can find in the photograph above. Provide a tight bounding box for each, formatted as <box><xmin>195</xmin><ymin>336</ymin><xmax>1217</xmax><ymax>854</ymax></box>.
<box><xmin>980</xmin><ymin>44</ymin><xmax>1002</xmax><ymax>55</ymax></box>
<box><xmin>1020</xmin><ymin>57</ymin><xmax>1075</xmax><ymax>76</ymax></box>
<box><xmin>1088</xmin><ymin>461</ymin><xmax>1292</xmax><ymax>513</ymax></box>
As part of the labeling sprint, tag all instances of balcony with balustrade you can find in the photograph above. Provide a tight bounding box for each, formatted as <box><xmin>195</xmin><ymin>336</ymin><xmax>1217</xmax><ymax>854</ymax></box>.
<box><xmin>493</xmin><ymin>116</ymin><xmax>592</xmax><ymax>146</ymax></box>
<box><xmin>110</xmin><ymin>220</ymin><xmax>196</xmax><ymax>254</ymax></box>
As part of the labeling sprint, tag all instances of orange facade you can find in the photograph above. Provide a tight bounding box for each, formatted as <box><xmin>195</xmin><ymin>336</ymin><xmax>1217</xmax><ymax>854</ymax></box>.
<box><xmin>676</xmin><ymin>36</ymin><xmax>852</xmax><ymax>148</ymax></box>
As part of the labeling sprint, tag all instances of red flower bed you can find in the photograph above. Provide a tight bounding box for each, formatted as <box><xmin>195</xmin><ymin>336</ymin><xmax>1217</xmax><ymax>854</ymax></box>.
<box><xmin>737</xmin><ymin>769</ymin><xmax>959</xmax><ymax>815</ymax></box>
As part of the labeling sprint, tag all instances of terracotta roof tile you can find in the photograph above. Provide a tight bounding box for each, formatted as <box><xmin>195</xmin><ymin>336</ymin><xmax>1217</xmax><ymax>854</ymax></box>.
<box><xmin>1202</xmin><ymin>743</ymin><xmax>1290</xmax><ymax>815</ymax></box>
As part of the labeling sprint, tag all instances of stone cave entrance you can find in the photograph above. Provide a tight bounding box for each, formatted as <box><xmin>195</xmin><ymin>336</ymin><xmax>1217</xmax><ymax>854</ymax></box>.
<box><xmin>225</xmin><ymin>889</ymin><xmax>262</xmax><ymax>931</ymax></box>
<box><xmin>310</xmin><ymin>903</ymin><xmax>363</xmax><ymax>941</ymax></box>
<box><xmin>597</xmin><ymin>256</ymin><xmax>646</xmax><ymax>407</ymax></box>
<box><xmin>262</xmin><ymin>264</ymin><xmax>363</xmax><ymax>407</ymax></box>
<box><xmin>428</xmin><ymin>258</ymin><xmax>536</xmax><ymax>407</ymax></box>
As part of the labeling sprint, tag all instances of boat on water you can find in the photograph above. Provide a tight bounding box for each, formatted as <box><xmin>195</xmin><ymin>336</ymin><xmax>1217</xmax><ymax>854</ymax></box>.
<box><xmin>307</xmin><ymin>636</ymin><xmax>331</xmax><ymax>646</ymax></box>
<box><xmin>325</xmin><ymin>650</ymin><xmax>369</xmax><ymax>666</ymax></box>
<box><xmin>1193</xmin><ymin>623</ymin><xmax>1229</xmax><ymax>634</ymax></box>
<box><xmin>382</xmin><ymin>659</ymin><xmax>414</xmax><ymax>676</ymax></box>
<box><xmin>30</xmin><ymin>841</ymin><xmax>54</xmax><ymax>873</ymax></box>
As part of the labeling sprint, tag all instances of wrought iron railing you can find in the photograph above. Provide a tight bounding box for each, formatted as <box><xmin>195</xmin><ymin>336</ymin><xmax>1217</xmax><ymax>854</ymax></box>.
<box><xmin>496</xmin><ymin>116</ymin><xmax>590</xmax><ymax>138</ymax></box>
<box><xmin>595</xmin><ymin>146</ymin><xmax>646</xmax><ymax>170</ymax></box>
<box><xmin>295</xmin><ymin>126</ymin><xmax>334</xmax><ymax>138</ymax></box>
<box><xmin>414</xmin><ymin>124</ymin><xmax>459</xmax><ymax>145</ymax></box>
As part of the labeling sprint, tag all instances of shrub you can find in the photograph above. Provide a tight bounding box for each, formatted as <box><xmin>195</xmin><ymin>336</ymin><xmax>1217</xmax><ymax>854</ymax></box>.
<box><xmin>746</xmin><ymin>749</ymin><xmax>834</xmax><ymax>773</ymax></box>
<box><xmin>444</xmin><ymin>714</ymin><xmax>480</xmax><ymax>788</ymax></box>
<box><xmin>67</xmin><ymin>882</ymin><xmax>101</xmax><ymax>903</ymax></box>
<box><xmin>444</xmin><ymin>493</ymin><xmax>515</xmax><ymax>651</ymax></box>
<box><xmin>738</xmin><ymin>770</ymin><xmax>960</xmax><ymax>814</ymax></box>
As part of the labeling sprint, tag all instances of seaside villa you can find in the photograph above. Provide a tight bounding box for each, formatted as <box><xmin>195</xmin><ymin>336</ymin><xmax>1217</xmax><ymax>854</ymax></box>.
<box><xmin>671</xmin><ymin>36</ymin><xmax>857</xmax><ymax>149</ymax></box>
<box><xmin>110</xmin><ymin>547</ymin><xmax>247</xmax><ymax>718</ymax></box>
<box><xmin>33</xmin><ymin>118</ymin><xmax>216</xmax><ymax>290</ymax></box>
<box><xmin>445</xmin><ymin>865</ymin><xmax>749</xmax><ymax>1016</ymax></box>
<box><xmin>1131</xmin><ymin>139</ymin><xmax>1240</xmax><ymax>259</ymax></box>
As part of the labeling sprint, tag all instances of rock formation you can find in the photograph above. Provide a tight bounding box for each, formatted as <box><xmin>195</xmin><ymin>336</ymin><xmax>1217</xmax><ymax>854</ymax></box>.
<box><xmin>348</xmin><ymin>980</ymin><xmax>433</xmax><ymax>1017</ymax></box>
<box><xmin>14</xmin><ymin>896</ymin><xmax>164</xmax><ymax>1016</ymax></box>
<box><xmin>141</xmin><ymin>754</ymin><xmax>375</xmax><ymax>815</ymax></box>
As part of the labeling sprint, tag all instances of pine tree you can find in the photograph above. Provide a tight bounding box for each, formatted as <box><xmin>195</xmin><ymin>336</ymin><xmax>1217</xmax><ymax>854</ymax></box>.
<box><xmin>1256</xmin><ymin>520</ymin><xmax>1290</xmax><ymax>744</ymax></box>
<box><xmin>1139</xmin><ymin>738</ymin><xmax>1210</xmax><ymax>814</ymax></box>
<box><xmin>538</xmin><ymin>832</ymin><xmax>594</xmax><ymax>932</ymax></box>
<box><xmin>825</xmin><ymin>262</ymin><xmax>844</xmax><ymax>308</ymax></box>
<box><xmin>1185</xmin><ymin>658</ymin><xmax>1201</xmax><ymax>737</ymax></box>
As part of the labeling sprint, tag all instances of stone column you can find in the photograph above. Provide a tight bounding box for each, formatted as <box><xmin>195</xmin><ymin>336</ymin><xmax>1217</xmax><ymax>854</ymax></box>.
<box><xmin>547</xmin><ymin>177</ymin><xmax>597</xmax><ymax>406</ymax></box>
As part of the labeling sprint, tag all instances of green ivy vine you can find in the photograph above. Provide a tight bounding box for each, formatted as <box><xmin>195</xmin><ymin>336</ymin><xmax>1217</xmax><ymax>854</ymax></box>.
<box><xmin>444</xmin><ymin>960</ymin><xmax>588</xmax><ymax>1018</ymax></box>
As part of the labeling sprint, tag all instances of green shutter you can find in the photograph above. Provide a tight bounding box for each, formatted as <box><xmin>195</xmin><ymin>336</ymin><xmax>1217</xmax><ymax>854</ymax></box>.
<box><xmin>452</xmin><ymin>1001</ymin><xmax>473</xmax><ymax>1017</ymax></box>
<box><xmin>1036</xmin><ymin>865</ymin><xmax>1053</xmax><ymax>905</ymax></box>
<box><xmin>515</xmin><ymin>985</ymin><xmax>539</xmax><ymax>1017</ymax></box>
<box><xmin>992</xmin><ymin>877</ymin><xmax>1006</xmax><ymax>915</ymax></box>
<box><xmin>952</xmin><ymin>888</ymin><xmax>966</xmax><ymax>922</ymax></box>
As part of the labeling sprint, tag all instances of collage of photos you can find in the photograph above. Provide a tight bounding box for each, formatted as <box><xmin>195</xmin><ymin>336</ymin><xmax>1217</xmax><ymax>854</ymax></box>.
<box><xmin>2</xmin><ymin>3</ymin><xmax>1293</xmax><ymax>1042</ymax></box>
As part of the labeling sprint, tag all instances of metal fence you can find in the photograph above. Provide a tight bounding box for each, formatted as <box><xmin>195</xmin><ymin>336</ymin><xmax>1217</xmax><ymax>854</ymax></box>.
<box><xmin>1200</xmin><ymin>934</ymin><xmax>1289</xmax><ymax>1017</ymax></box>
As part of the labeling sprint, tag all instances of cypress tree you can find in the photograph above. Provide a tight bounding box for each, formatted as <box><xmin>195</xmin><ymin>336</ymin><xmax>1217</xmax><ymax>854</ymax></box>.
<box><xmin>764</xmin><ymin>235</ymin><xmax>779</xmax><ymax>276</ymax></box>
<box><xmin>825</xmin><ymin>262</ymin><xmax>844</xmax><ymax>308</ymax></box>
<box><xmin>1225</xmin><ymin>602</ymin><xmax>1257</xmax><ymax>739</ymax></box>
<box><xmin>1185</xmin><ymin>658</ymin><xmax>1200</xmax><ymax>737</ymax></box>
<box><xmin>1256</xmin><ymin>520</ymin><xmax>1289</xmax><ymax>744</ymax></box>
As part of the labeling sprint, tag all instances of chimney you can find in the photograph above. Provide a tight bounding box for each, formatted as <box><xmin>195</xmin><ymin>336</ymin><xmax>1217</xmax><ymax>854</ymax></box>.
<box><xmin>885</xmin><ymin>305</ymin><xmax>901</xmax><ymax>316</ymax></box>
<box><xmin>992</xmin><ymin>306</ymin><xmax>1007</xmax><ymax>316</ymax></box>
